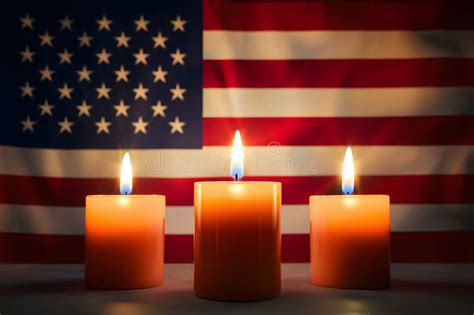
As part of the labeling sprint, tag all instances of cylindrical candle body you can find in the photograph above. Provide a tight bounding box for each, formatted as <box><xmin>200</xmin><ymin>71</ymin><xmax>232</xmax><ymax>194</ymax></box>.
<box><xmin>194</xmin><ymin>182</ymin><xmax>281</xmax><ymax>301</ymax></box>
<box><xmin>85</xmin><ymin>195</ymin><xmax>165</xmax><ymax>289</ymax></box>
<box><xmin>310</xmin><ymin>195</ymin><xmax>390</xmax><ymax>289</ymax></box>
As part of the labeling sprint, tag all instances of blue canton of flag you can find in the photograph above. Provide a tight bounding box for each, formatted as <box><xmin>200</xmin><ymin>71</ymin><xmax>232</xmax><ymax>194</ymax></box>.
<box><xmin>0</xmin><ymin>0</ymin><xmax>202</xmax><ymax>149</ymax></box>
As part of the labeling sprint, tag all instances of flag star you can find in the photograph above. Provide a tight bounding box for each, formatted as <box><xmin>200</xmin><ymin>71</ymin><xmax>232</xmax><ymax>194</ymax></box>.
<box><xmin>76</xmin><ymin>100</ymin><xmax>92</xmax><ymax>117</ymax></box>
<box><xmin>96</xmin><ymin>48</ymin><xmax>112</xmax><ymax>65</ymax></box>
<box><xmin>20</xmin><ymin>82</ymin><xmax>35</xmax><ymax>98</ymax></box>
<box><xmin>97</xmin><ymin>15</ymin><xmax>113</xmax><ymax>31</ymax></box>
<box><xmin>58</xmin><ymin>49</ymin><xmax>74</xmax><ymax>65</ymax></box>
<box><xmin>133</xmin><ymin>49</ymin><xmax>149</xmax><ymax>65</ymax></box>
<box><xmin>114</xmin><ymin>65</ymin><xmax>130</xmax><ymax>82</ymax></box>
<box><xmin>152</xmin><ymin>32</ymin><xmax>168</xmax><ymax>49</ymax></box>
<box><xmin>151</xmin><ymin>101</ymin><xmax>167</xmax><ymax>117</ymax></box>
<box><xmin>95</xmin><ymin>117</ymin><xmax>111</xmax><ymax>134</ymax></box>
<box><xmin>96</xmin><ymin>82</ymin><xmax>111</xmax><ymax>99</ymax></box>
<box><xmin>114</xmin><ymin>99</ymin><xmax>130</xmax><ymax>117</ymax></box>
<box><xmin>171</xmin><ymin>15</ymin><xmax>186</xmax><ymax>32</ymax></box>
<box><xmin>39</xmin><ymin>65</ymin><xmax>54</xmax><ymax>82</ymax></box>
<box><xmin>58</xmin><ymin>117</ymin><xmax>74</xmax><ymax>134</ymax></box>
<box><xmin>78</xmin><ymin>32</ymin><xmax>93</xmax><ymax>47</ymax></box>
<box><xmin>133</xmin><ymin>83</ymin><xmax>149</xmax><ymax>100</ymax></box>
<box><xmin>38</xmin><ymin>99</ymin><xmax>54</xmax><ymax>116</ymax></box>
<box><xmin>152</xmin><ymin>66</ymin><xmax>168</xmax><ymax>83</ymax></box>
<box><xmin>20</xmin><ymin>14</ymin><xmax>35</xmax><ymax>30</ymax></box>
<box><xmin>21</xmin><ymin>116</ymin><xmax>36</xmax><ymax>132</ymax></box>
<box><xmin>170</xmin><ymin>83</ymin><xmax>186</xmax><ymax>101</ymax></box>
<box><xmin>115</xmin><ymin>32</ymin><xmax>131</xmax><ymax>48</ymax></box>
<box><xmin>170</xmin><ymin>48</ymin><xmax>186</xmax><ymax>66</ymax></box>
<box><xmin>132</xmin><ymin>116</ymin><xmax>149</xmax><ymax>134</ymax></box>
<box><xmin>169</xmin><ymin>116</ymin><xmax>186</xmax><ymax>134</ymax></box>
<box><xmin>58</xmin><ymin>83</ymin><xmax>74</xmax><ymax>99</ymax></box>
<box><xmin>76</xmin><ymin>65</ymin><xmax>93</xmax><ymax>82</ymax></box>
<box><xmin>134</xmin><ymin>15</ymin><xmax>149</xmax><ymax>32</ymax></box>
<box><xmin>20</xmin><ymin>46</ymin><xmax>35</xmax><ymax>63</ymax></box>
<box><xmin>39</xmin><ymin>31</ymin><xmax>54</xmax><ymax>47</ymax></box>
<box><xmin>59</xmin><ymin>15</ymin><xmax>74</xmax><ymax>30</ymax></box>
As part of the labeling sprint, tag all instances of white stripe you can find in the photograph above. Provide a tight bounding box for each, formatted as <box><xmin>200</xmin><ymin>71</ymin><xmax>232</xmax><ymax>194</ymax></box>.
<box><xmin>1</xmin><ymin>145</ymin><xmax>472</xmax><ymax>178</ymax></box>
<box><xmin>1</xmin><ymin>204</ymin><xmax>471</xmax><ymax>235</ymax></box>
<box><xmin>204</xmin><ymin>87</ymin><xmax>474</xmax><ymax>117</ymax></box>
<box><xmin>204</xmin><ymin>31</ymin><xmax>474</xmax><ymax>59</ymax></box>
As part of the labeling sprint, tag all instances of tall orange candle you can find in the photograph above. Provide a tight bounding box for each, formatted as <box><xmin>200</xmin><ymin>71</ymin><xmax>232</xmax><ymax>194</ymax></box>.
<box><xmin>194</xmin><ymin>131</ymin><xmax>281</xmax><ymax>301</ymax></box>
<box><xmin>85</xmin><ymin>153</ymin><xmax>165</xmax><ymax>289</ymax></box>
<box><xmin>310</xmin><ymin>147</ymin><xmax>390</xmax><ymax>289</ymax></box>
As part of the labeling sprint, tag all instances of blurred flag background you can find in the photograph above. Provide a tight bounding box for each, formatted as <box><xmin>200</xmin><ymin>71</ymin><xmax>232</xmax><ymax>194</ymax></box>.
<box><xmin>0</xmin><ymin>0</ymin><xmax>473</xmax><ymax>263</ymax></box>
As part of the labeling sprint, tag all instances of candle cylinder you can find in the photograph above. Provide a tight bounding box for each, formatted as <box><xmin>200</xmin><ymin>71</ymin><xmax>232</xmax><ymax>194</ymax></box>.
<box><xmin>194</xmin><ymin>181</ymin><xmax>281</xmax><ymax>301</ymax></box>
<box><xmin>85</xmin><ymin>195</ymin><xmax>165</xmax><ymax>289</ymax></box>
<box><xmin>310</xmin><ymin>195</ymin><xmax>390</xmax><ymax>289</ymax></box>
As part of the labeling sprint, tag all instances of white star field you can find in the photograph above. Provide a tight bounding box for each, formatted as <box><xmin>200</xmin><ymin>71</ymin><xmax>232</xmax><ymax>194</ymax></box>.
<box><xmin>18</xmin><ymin>13</ymin><xmax>189</xmax><ymax>136</ymax></box>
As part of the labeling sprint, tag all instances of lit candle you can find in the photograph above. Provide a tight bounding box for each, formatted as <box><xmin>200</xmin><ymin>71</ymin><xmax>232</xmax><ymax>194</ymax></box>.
<box><xmin>310</xmin><ymin>147</ymin><xmax>390</xmax><ymax>289</ymax></box>
<box><xmin>194</xmin><ymin>131</ymin><xmax>282</xmax><ymax>301</ymax></box>
<box><xmin>85</xmin><ymin>153</ymin><xmax>165</xmax><ymax>289</ymax></box>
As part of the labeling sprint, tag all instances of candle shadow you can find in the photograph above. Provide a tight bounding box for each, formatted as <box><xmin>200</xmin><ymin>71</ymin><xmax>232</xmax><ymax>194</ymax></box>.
<box><xmin>0</xmin><ymin>280</ymin><xmax>84</xmax><ymax>294</ymax></box>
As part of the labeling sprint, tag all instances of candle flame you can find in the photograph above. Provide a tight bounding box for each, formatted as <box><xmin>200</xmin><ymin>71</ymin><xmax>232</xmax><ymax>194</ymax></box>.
<box><xmin>120</xmin><ymin>152</ymin><xmax>133</xmax><ymax>195</ymax></box>
<box><xmin>230</xmin><ymin>130</ymin><xmax>244</xmax><ymax>180</ymax></box>
<box><xmin>342</xmin><ymin>147</ymin><xmax>354</xmax><ymax>194</ymax></box>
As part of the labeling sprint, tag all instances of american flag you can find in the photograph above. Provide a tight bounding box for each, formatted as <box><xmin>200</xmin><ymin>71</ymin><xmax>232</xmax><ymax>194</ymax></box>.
<box><xmin>0</xmin><ymin>0</ymin><xmax>473</xmax><ymax>263</ymax></box>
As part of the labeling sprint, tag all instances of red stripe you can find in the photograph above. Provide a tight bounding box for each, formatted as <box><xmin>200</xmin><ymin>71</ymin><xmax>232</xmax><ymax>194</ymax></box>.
<box><xmin>1</xmin><ymin>232</ymin><xmax>472</xmax><ymax>263</ymax></box>
<box><xmin>203</xmin><ymin>59</ymin><xmax>474</xmax><ymax>88</ymax></box>
<box><xmin>204</xmin><ymin>0</ymin><xmax>474</xmax><ymax>31</ymax></box>
<box><xmin>0</xmin><ymin>233</ymin><xmax>84</xmax><ymax>263</ymax></box>
<box><xmin>284</xmin><ymin>232</ymin><xmax>474</xmax><ymax>263</ymax></box>
<box><xmin>390</xmin><ymin>231</ymin><xmax>474</xmax><ymax>263</ymax></box>
<box><xmin>0</xmin><ymin>175</ymin><xmax>472</xmax><ymax>206</ymax></box>
<box><xmin>0</xmin><ymin>233</ymin><xmax>192</xmax><ymax>264</ymax></box>
<box><xmin>203</xmin><ymin>117</ymin><xmax>474</xmax><ymax>146</ymax></box>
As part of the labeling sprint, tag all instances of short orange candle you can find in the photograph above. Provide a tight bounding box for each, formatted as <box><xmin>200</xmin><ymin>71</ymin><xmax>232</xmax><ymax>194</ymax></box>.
<box><xmin>310</xmin><ymin>147</ymin><xmax>390</xmax><ymax>289</ymax></box>
<box><xmin>194</xmin><ymin>131</ymin><xmax>282</xmax><ymax>301</ymax></box>
<box><xmin>85</xmin><ymin>153</ymin><xmax>165</xmax><ymax>289</ymax></box>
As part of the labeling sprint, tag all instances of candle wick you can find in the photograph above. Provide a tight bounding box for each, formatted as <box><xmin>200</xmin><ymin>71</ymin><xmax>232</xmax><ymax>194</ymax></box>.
<box><xmin>234</xmin><ymin>174</ymin><xmax>239</xmax><ymax>182</ymax></box>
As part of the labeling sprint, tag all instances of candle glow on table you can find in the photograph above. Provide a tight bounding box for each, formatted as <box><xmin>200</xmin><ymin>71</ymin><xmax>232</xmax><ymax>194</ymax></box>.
<box><xmin>310</xmin><ymin>147</ymin><xmax>390</xmax><ymax>289</ymax></box>
<box><xmin>194</xmin><ymin>131</ymin><xmax>282</xmax><ymax>301</ymax></box>
<box><xmin>85</xmin><ymin>153</ymin><xmax>165</xmax><ymax>289</ymax></box>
